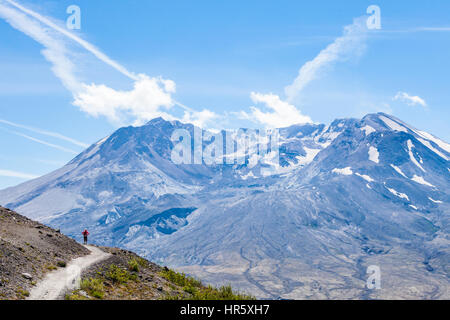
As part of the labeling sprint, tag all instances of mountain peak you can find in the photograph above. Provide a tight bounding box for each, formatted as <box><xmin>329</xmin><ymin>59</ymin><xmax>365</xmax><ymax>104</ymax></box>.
<box><xmin>145</xmin><ymin>116</ymin><xmax>170</xmax><ymax>126</ymax></box>
<box><xmin>1</xmin><ymin>113</ymin><xmax>448</xmax><ymax>300</ymax></box>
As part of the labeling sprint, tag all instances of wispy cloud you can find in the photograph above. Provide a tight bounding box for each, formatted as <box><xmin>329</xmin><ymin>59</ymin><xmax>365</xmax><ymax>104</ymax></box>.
<box><xmin>4</xmin><ymin>0</ymin><xmax>137</xmax><ymax>81</ymax></box>
<box><xmin>181</xmin><ymin>109</ymin><xmax>219</xmax><ymax>128</ymax></box>
<box><xmin>245</xmin><ymin>17</ymin><xmax>369</xmax><ymax>128</ymax></box>
<box><xmin>0</xmin><ymin>1</ymin><xmax>79</xmax><ymax>91</ymax></box>
<box><xmin>285</xmin><ymin>17</ymin><xmax>368</xmax><ymax>103</ymax></box>
<box><xmin>0</xmin><ymin>118</ymin><xmax>88</xmax><ymax>148</ymax></box>
<box><xmin>393</xmin><ymin>27</ymin><xmax>450</xmax><ymax>33</ymax></box>
<box><xmin>0</xmin><ymin>127</ymin><xmax>78</xmax><ymax>154</ymax></box>
<box><xmin>393</xmin><ymin>92</ymin><xmax>427</xmax><ymax>108</ymax></box>
<box><xmin>0</xmin><ymin>169</ymin><xmax>38</xmax><ymax>179</ymax></box>
<box><xmin>35</xmin><ymin>159</ymin><xmax>66</xmax><ymax>166</ymax></box>
<box><xmin>0</xmin><ymin>0</ymin><xmax>206</xmax><ymax>126</ymax></box>
<box><xmin>416</xmin><ymin>27</ymin><xmax>450</xmax><ymax>32</ymax></box>
<box><xmin>240</xmin><ymin>92</ymin><xmax>312</xmax><ymax>128</ymax></box>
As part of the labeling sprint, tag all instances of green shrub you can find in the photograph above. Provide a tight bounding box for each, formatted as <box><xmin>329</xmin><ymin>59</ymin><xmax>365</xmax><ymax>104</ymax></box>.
<box><xmin>188</xmin><ymin>285</ymin><xmax>254</xmax><ymax>300</ymax></box>
<box><xmin>128</xmin><ymin>259</ymin><xmax>140</xmax><ymax>272</ymax></box>
<box><xmin>106</xmin><ymin>264</ymin><xmax>136</xmax><ymax>284</ymax></box>
<box><xmin>46</xmin><ymin>265</ymin><xmax>57</xmax><ymax>271</ymax></box>
<box><xmin>65</xmin><ymin>292</ymin><xmax>89</xmax><ymax>300</ymax></box>
<box><xmin>80</xmin><ymin>278</ymin><xmax>104</xmax><ymax>299</ymax></box>
<box><xmin>136</xmin><ymin>257</ymin><xmax>147</xmax><ymax>267</ymax></box>
<box><xmin>159</xmin><ymin>269</ymin><xmax>254</xmax><ymax>300</ymax></box>
<box><xmin>16</xmin><ymin>288</ymin><xmax>29</xmax><ymax>298</ymax></box>
<box><xmin>183</xmin><ymin>285</ymin><xmax>197</xmax><ymax>295</ymax></box>
<box><xmin>159</xmin><ymin>269</ymin><xmax>202</xmax><ymax>288</ymax></box>
<box><xmin>57</xmin><ymin>261</ymin><xmax>67</xmax><ymax>268</ymax></box>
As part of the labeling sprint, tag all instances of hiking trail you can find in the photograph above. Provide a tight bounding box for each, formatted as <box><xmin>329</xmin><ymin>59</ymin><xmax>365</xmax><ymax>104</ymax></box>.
<box><xmin>28</xmin><ymin>245</ymin><xmax>111</xmax><ymax>300</ymax></box>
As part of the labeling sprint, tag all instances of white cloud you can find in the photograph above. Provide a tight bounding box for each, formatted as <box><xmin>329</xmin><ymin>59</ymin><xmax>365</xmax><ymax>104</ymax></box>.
<box><xmin>73</xmin><ymin>75</ymin><xmax>176</xmax><ymax>125</ymax></box>
<box><xmin>240</xmin><ymin>92</ymin><xmax>312</xmax><ymax>128</ymax></box>
<box><xmin>0</xmin><ymin>169</ymin><xmax>39</xmax><ymax>180</ymax></box>
<box><xmin>285</xmin><ymin>17</ymin><xmax>368</xmax><ymax>102</ymax></box>
<box><xmin>181</xmin><ymin>109</ymin><xmax>219</xmax><ymax>128</ymax></box>
<box><xmin>242</xmin><ymin>17</ymin><xmax>369</xmax><ymax>128</ymax></box>
<box><xmin>393</xmin><ymin>92</ymin><xmax>427</xmax><ymax>108</ymax></box>
<box><xmin>0</xmin><ymin>0</ymin><xmax>192</xmax><ymax>127</ymax></box>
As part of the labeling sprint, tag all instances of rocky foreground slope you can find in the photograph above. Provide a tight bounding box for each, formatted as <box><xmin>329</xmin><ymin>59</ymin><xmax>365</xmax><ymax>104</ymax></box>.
<box><xmin>0</xmin><ymin>206</ymin><xmax>89</xmax><ymax>299</ymax></box>
<box><xmin>0</xmin><ymin>207</ymin><xmax>251</xmax><ymax>300</ymax></box>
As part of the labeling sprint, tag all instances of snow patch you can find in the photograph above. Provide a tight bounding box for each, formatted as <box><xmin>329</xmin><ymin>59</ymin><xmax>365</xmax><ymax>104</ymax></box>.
<box><xmin>296</xmin><ymin>147</ymin><xmax>321</xmax><ymax>166</ymax></box>
<box><xmin>241</xmin><ymin>171</ymin><xmax>256</xmax><ymax>180</ymax></box>
<box><xmin>379</xmin><ymin>115</ymin><xmax>408</xmax><ymax>133</ymax></box>
<box><xmin>390</xmin><ymin>164</ymin><xmax>407</xmax><ymax>178</ymax></box>
<box><xmin>407</xmin><ymin>140</ymin><xmax>425</xmax><ymax>172</ymax></box>
<box><xmin>368</xmin><ymin>146</ymin><xmax>380</xmax><ymax>163</ymax></box>
<box><xmin>332</xmin><ymin>167</ymin><xmax>353</xmax><ymax>176</ymax></box>
<box><xmin>361</xmin><ymin>125</ymin><xmax>376</xmax><ymax>136</ymax></box>
<box><xmin>417</xmin><ymin>138</ymin><xmax>449</xmax><ymax>161</ymax></box>
<box><xmin>356</xmin><ymin>173</ymin><xmax>374</xmax><ymax>182</ymax></box>
<box><xmin>320</xmin><ymin>129</ymin><xmax>342</xmax><ymax>145</ymax></box>
<box><xmin>411</xmin><ymin>175</ymin><xmax>435</xmax><ymax>188</ymax></box>
<box><xmin>414</xmin><ymin>129</ymin><xmax>450</xmax><ymax>153</ymax></box>
<box><xmin>428</xmin><ymin>197</ymin><xmax>443</xmax><ymax>204</ymax></box>
<box><xmin>386</xmin><ymin>186</ymin><xmax>410</xmax><ymax>201</ymax></box>
<box><xmin>96</xmin><ymin>136</ymin><xmax>109</xmax><ymax>146</ymax></box>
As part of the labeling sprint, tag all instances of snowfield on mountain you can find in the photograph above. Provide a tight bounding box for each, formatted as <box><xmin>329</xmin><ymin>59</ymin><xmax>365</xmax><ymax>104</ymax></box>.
<box><xmin>0</xmin><ymin>113</ymin><xmax>449</xmax><ymax>299</ymax></box>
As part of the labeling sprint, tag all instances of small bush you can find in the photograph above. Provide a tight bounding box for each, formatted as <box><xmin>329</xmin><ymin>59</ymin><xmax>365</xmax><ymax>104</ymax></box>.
<box><xmin>80</xmin><ymin>278</ymin><xmax>104</xmax><ymax>299</ymax></box>
<box><xmin>128</xmin><ymin>259</ymin><xmax>140</xmax><ymax>272</ymax></box>
<box><xmin>65</xmin><ymin>290</ymin><xmax>90</xmax><ymax>300</ymax></box>
<box><xmin>65</xmin><ymin>293</ymin><xmax>86</xmax><ymax>300</ymax></box>
<box><xmin>16</xmin><ymin>288</ymin><xmax>29</xmax><ymax>298</ymax></box>
<box><xmin>106</xmin><ymin>264</ymin><xmax>136</xmax><ymax>284</ymax></box>
<box><xmin>159</xmin><ymin>269</ymin><xmax>254</xmax><ymax>300</ymax></box>
<box><xmin>183</xmin><ymin>285</ymin><xmax>197</xmax><ymax>295</ymax></box>
<box><xmin>159</xmin><ymin>269</ymin><xmax>202</xmax><ymax>288</ymax></box>
<box><xmin>57</xmin><ymin>261</ymin><xmax>67</xmax><ymax>268</ymax></box>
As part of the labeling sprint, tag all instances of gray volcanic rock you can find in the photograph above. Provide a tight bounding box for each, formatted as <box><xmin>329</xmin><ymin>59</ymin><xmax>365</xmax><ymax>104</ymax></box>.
<box><xmin>0</xmin><ymin>113</ymin><xmax>449</xmax><ymax>299</ymax></box>
<box><xmin>0</xmin><ymin>206</ymin><xmax>89</xmax><ymax>299</ymax></box>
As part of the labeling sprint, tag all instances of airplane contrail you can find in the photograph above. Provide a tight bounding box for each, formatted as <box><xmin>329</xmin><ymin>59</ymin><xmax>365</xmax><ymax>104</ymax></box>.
<box><xmin>0</xmin><ymin>127</ymin><xmax>79</xmax><ymax>154</ymax></box>
<box><xmin>3</xmin><ymin>0</ymin><xmax>138</xmax><ymax>81</ymax></box>
<box><xmin>0</xmin><ymin>119</ymin><xmax>89</xmax><ymax>148</ymax></box>
<box><xmin>3</xmin><ymin>0</ymin><xmax>192</xmax><ymax>112</ymax></box>
<box><xmin>0</xmin><ymin>169</ymin><xmax>38</xmax><ymax>179</ymax></box>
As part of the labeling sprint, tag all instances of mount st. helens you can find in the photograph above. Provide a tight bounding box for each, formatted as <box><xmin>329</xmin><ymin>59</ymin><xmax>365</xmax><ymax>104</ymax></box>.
<box><xmin>0</xmin><ymin>113</ymin><xmax>448</xmax><ymax>299</ymax></box>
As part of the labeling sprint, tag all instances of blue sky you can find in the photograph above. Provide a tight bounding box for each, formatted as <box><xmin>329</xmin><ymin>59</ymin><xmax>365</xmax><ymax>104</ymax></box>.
<box><xmin>0</xmin><ymin>0</ymin><xmax>449</xmax><ymax>189</ymax></box>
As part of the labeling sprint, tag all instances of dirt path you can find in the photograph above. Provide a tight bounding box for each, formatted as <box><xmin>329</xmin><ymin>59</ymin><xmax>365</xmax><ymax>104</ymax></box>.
<box><xmin>28</xmin><ymin>245</ymin><xmax>111</xmax><ymax>300</ymax></box>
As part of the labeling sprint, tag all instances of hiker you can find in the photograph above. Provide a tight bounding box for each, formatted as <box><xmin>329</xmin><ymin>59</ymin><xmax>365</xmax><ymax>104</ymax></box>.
<box><xmin>82</xmin><ymin>229</ymin><xmax>89</xmax><ymax>245</ymax></box>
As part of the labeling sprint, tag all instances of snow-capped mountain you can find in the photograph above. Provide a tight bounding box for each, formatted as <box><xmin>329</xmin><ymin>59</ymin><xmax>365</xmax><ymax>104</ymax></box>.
<box><xmin>0</xmin><ymin>113</ymin><xmax>448</xmax><ymax>299</ymax></box>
